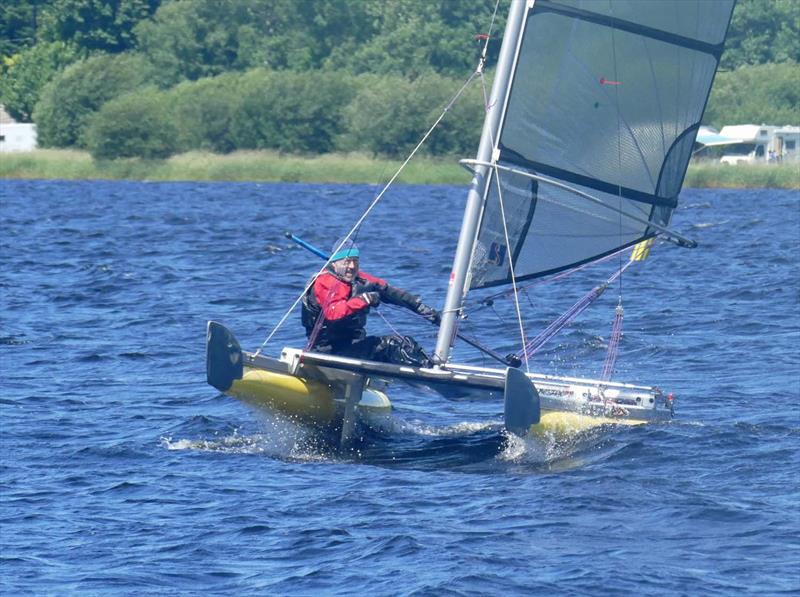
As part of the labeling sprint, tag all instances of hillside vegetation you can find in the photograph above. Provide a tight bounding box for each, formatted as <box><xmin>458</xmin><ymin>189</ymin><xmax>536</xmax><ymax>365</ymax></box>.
<box><xmin>1</xmin><ymin>0</ymin><xmax>798</xmax><ymax>162</ymax></box>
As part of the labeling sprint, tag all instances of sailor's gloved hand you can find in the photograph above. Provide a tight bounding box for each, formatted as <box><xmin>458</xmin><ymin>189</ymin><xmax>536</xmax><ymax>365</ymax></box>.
<box><xmin>415</xmin><ymin>302</ymin><xmax>441</xmax><ymax>325</ymax></box>
<box><xmin>359</xmin><ymin>291</ymin><xmax>381</xmax><ymax>306</ymax></box>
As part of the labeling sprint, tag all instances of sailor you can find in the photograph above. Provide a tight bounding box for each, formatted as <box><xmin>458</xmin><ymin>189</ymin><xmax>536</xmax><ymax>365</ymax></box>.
<box><xmin>301</xmin><ymin>238</ymin><xmax>440</xmax><ymax>367</ymax></box>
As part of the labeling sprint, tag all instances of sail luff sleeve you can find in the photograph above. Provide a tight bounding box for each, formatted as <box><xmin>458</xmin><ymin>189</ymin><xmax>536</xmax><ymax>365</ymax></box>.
<box><xmin>468</xmin><ymin>0</ymin><xmax>735</xmax><ymax>290</ymax></box>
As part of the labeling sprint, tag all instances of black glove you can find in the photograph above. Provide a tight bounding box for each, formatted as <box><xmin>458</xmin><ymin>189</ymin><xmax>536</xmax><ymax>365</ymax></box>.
<box><xmin>359</xmin><ymin>291</ymin><xmax>381</xmax><ymax>306</ymax></box>
<box><xmin>416</xmin><ymin>302</ymin><xmax>441</xmax><ymax>325</ymax></box>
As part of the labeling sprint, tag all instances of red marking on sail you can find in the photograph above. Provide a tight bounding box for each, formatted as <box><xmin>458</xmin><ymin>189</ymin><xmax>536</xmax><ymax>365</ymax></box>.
<box><xmin>474</xmin><ymin>34</ymin><xmax>491</xmax><ymax>40</ymax></box>
<box><xmin>599</xmin><ymin>77</ymin><xmax>621</xmax><ymax>85</ymax></box>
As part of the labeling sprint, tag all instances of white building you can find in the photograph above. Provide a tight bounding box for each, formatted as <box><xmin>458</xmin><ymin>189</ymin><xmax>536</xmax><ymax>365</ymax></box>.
<box><xmin>0</xmin><ymin>105</ymin><xmax>37</xmax><ymax>152</ymax></box>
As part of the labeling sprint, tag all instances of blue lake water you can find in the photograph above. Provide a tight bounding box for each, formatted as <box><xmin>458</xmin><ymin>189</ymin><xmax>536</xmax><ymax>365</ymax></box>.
<box><xmin>1</xmin><ymin>179</ymin><xmax>798</xmax><ymax>595</ymax></box>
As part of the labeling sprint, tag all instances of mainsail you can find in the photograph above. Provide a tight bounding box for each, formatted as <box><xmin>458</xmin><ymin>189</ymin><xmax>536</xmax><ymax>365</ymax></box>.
<box><xmin>469</xmin><ymin>0</ymin><xmax>736</xmax><ymax>288</ymax></box>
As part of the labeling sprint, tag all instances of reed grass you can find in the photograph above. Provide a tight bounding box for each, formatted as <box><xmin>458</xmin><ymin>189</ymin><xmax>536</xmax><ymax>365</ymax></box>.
<box><xmin>0</xmin><ymin>149</ymin><xmax>470</xmax><ymax>185</ymax></box>
<box><xmin>684</xmin><ymin>161</ymin><xmax>799</xmax><ymax>189</ymax></box>
<box><xmin>2</xmin><ymin>149</ymin><xmax>797</xmax><ymax>188</ymax></box>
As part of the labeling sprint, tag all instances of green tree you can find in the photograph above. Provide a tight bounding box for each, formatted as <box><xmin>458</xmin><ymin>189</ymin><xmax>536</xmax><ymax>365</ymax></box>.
<box><xmin>722</xmin><ymin>0</ymin><xmax>800</xmax><ymax>69</ymax></box>
<box><xmin>134</xmin><ymin>0</ymin><xmax>270</xmax><ymax>86</ymax></box>
<box><xmin>0</xmin><ymin>0</ymin><xmax>49</xmax><ymax>57</ymax></box>
<box><xmin>33</xmin><ymin>51</ymin><xmax>154</xmax><ymax>146</ymax></box>
<box><xmin>135</xmin><ymin>0</ymin><xmax>378</xmax><ymax>85</ymax></box>
<box><xmin>328</xmin><ymin>0</ymin><xmax>503</xmax><ymax>77</ymax></box>
<box><xmin>705</xmin><ymin>62</ymin><xmax>800</xmax><ymax>128</ymax></box>
<box><xmin>85</xmin><ymin>87</ymin><xmax>177</xmax><ymax>159</ymax></box>
<box><xmin>0</xmin><ymin>40</ymin><xmax>79</xmax><ymax>121</ymax></box>
<box><xmin>134</xmin><ymin>0</ymin><xmax>503</xmax><ymax>86</ymax></box>
<box><xmin>239</xmin><ymin>0</ymin><xmax>377</xmax><ymax>72</ymax></box>
<box><xmin>37</xmin><ymin>0</ymin><xmax>160</xmax><ymax>53</ymax></box>
<box><xmin>339</xmin><ymin>72</ymin><xmax>483</xmax><ymax>157</ymax></box>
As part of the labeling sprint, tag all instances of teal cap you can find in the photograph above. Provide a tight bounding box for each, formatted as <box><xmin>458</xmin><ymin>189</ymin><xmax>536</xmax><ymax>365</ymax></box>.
<box><xmin>330</xmin><ymin>238</ymin><xmax>359</xmax><ymax>262</ymax></box>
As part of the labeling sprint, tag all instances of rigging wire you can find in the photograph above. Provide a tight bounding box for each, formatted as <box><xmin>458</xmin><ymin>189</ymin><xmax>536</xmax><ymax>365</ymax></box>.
<box><xmin>254</xmin><ymin>12</ymin><xmax>503</xmax><ymax>356</ymax></box>
<box><xmin>473</xmin><ymin>16</ymin><xmax>530</xmax><ymax>372</ymax></box>
<box><xmin>611</xmin><ymin>4</ymin><xmax>624</xmax><ymax>301</ymax></box>
<box><xmin>605</xmin><ymin>7</ymin><xmax>626</xmax><ymax>381</ymax></box>
<box><xmin>491</xmin><ymin>164</ymin><xmax>530</xmax><ymax>373</ymax></box>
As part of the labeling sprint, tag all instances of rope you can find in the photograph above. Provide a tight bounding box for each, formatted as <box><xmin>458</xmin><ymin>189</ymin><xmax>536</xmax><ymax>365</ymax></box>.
<box><xmin>601</xmin><ymin>302</ymin><xmax>624</xmax><ymax>381</ymax></box>
<box><xmin>478</xmin><ymin>0</ymin><xmax>501</xmax><ymax>68</ymax></box>
<box><xmin>516</xmin><ymin>258</ymin><xmax>635</xmax><ymax>361</ymax></box>
<box><xmin>374</xmin><ymin>308</ymin><xmax>406</xmax><ymax>339</ymax></box>
<box><xmin>517</xmin><ymin>286</ymin><xmax>605</xmax><ymax>360</ymax></box>
<box><xmin>475</xmin><ymin>243</ymin><xmax>637</xmax><ymax>310</ymax></box>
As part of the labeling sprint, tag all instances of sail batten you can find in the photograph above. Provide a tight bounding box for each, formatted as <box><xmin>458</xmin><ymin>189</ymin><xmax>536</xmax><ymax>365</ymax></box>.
<box><xmin>469</xmin><ymin>0</ymin><xmax>735</xmax><ymax>290</ymax></box>
<box><xmin>498</xmin><ymin>149</ymin><xmax>681</xmax><ymax>208</ymax></box>
<box><xmin>534</xmin><ymin>0</ymin><xmax>729</xmax><ymax>57</ymax></box>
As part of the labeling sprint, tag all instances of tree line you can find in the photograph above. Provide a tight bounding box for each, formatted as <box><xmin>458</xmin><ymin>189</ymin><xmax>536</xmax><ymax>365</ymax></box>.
<box><xmin>1</xmin><ymin>0</ymin><xmax>797</xmax><ymax>160</ymax></box>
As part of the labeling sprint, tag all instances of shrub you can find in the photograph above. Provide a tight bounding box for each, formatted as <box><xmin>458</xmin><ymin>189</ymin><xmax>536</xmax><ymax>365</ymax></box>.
<box><xmin>168</xmin><ymin>73</ymin><xmax>242</xmax><ymax>154</ymax></box>
<box><xmin>339</xmin><ymin>72</ymin><xmax>483</xmax><ymax>157</ymax></box>
<box><xmin>33</xmin><ymin>52</ymin><xmax>155</xmax><ymax>147</ymax></box>
<box><xmin>85</xmin><ymin>88</ymin><xmax>178</xmax><ymax>159</ymax></box>
<box><xmin>230</xmin><ymin>69</ymin><xmax>356</xmax><ymax>153</ymax></box>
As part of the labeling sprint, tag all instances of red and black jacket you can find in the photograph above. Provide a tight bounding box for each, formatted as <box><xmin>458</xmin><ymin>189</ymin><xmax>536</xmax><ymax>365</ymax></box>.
<box><xmin>301</xmin><ymin>270</ymin><xmax>421</xmax><ymax>350</ymax></box>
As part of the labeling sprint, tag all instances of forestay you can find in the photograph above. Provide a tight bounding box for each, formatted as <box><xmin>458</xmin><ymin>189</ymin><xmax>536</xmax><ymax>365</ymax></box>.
<box><xmin>470</xmin><ymin>0</ymin><xmax>736</xmax><ymax>289</ymax></box>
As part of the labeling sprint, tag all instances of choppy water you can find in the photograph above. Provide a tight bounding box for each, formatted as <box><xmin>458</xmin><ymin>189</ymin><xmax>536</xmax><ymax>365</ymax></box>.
<box><xmin>1</xmin><ymin>179</ymin><xmax>798</xmax><ymax>595</ymax></box>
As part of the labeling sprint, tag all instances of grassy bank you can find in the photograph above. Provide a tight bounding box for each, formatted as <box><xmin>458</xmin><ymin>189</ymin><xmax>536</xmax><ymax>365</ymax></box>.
<box><xmin>1</xmin><ymin>149</ymin><xmax>797</xmax><ymax>188</ymax></box>
<box><xmin>0</xmin><ymin>149</ymin><xmax>470</xmax><ymax>185</ymax></box>
<box><xmin>683</xmin><ymin>161</ymin><xmax>798</xmax><ymax>189</ymax></box>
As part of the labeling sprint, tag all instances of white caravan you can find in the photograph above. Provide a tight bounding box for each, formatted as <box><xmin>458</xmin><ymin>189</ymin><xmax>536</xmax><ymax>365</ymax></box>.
<box><xmin>718</xmin><ymin>124</ymin><xmax>800</xmax><ymax>165</ymax></box>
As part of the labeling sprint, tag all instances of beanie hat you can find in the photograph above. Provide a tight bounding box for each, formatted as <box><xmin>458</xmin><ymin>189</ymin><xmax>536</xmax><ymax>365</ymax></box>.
<box><xmin>330</xmin><ymin>237</ymin><xmax>359</xmax><ymax>262</ymax></box>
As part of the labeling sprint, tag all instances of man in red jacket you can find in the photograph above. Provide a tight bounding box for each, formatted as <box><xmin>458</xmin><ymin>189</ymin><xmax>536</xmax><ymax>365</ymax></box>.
<box><xmin>301</xmin><ymin>239</ymin><xmax>439</xmax><ymax>366</ymax></box>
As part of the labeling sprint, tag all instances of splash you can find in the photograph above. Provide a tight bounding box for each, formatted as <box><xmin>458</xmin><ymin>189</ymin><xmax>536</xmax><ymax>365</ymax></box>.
<box><xmin>393</xmin><ymin>418</ymin><xmax>496</xmax><ymax>437</ymax></box>
<box><xmin>498</xmin><ymin>425</ymin><xmax>612</xmax><ymax>467</ymax></box>
<box><xmin>160</xmin><ymin>413</ymin><xmax>338</xmax><ymax>461</ymax></box>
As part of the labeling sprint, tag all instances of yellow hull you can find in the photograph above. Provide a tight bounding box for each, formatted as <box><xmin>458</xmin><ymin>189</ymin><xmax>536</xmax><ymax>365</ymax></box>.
<box><xmin>529</xmin><ymin>410</ymin><xmax>646</xmax><ymax>439</ymax></box>
<box><xmin>207</xmin><ymin>323</ymin><xmax>670</xmax><ymax>441</ymax></box>
<box><xmin>227</xmin><ymin>367</ymin><xmax>392</xmax><ymax>430</ymax></box>
<box><xmin>227</xmin><ymin>367</ymin><xmax>643</xmax><ymax>439</ymax></box>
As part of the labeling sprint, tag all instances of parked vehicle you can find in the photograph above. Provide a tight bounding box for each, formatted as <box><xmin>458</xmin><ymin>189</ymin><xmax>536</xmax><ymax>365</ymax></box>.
<box><xmin>717</xmin><ymin>124</ymin><xmax>799</xmax><ymax>165</ymax></box>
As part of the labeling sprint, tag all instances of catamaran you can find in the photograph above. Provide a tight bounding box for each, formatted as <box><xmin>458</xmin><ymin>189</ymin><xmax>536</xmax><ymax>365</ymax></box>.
<box><xmin>207</xmin><ymin>0</ymin><xmax>736</xmax><ymax>446</ymax></box>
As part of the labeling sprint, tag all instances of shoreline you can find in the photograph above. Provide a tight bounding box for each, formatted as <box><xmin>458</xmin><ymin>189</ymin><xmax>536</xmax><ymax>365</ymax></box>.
<box><xmin>1</xmin><ymin>149</ymin><xmax>797</xmax><ymax>189</ymax></box>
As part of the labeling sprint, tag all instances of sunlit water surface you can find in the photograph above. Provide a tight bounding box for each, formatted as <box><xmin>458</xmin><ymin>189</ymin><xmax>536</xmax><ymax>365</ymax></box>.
<box><xmin>2</xmin><ymin>180</ymin><xmax>798</xmax><ymax>595</ymax></box>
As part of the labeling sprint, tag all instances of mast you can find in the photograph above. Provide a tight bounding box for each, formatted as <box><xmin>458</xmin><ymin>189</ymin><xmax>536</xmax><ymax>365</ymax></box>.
<box><xmin>433</xmin><ymin>0</ymin><xmax>528</xmax><ymax>365</ymax></box>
